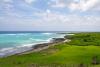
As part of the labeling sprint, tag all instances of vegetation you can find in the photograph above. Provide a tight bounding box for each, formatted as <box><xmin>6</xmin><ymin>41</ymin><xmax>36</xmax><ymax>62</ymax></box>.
<box><xmin>0</xmin><ymin>32</ymin><xmax>100</xmax><ymax>67</ymax></box>
<box><xmin>66</xmin><ymin>32</ymin><xmax>100</xmax><ymax>46</ymax></box>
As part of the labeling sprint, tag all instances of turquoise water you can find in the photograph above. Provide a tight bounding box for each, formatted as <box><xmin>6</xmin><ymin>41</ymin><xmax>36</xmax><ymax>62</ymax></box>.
<box><xmin>0</xmin><ymin>32</ymin><xmax>65</xmax><ymax>57</ymax></box>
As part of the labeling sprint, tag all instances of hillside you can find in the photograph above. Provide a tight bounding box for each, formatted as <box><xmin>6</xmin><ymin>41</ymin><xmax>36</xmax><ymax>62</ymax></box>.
<box><xmin>0</xmin><ymin>32</ymin><xmax>100</xmax><ymax>67</ymax></box>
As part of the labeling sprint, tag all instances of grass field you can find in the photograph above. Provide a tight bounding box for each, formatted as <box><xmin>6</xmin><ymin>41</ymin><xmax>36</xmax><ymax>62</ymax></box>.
<box><xmin>0</xmin><ymin>32</ymin><xmax>100</xmax><ymax>67</ymax></box>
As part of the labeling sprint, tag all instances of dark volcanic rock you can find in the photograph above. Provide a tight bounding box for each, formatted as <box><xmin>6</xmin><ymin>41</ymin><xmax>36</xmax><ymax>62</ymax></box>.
<box><xmin>32</xmin><ymin>43</ymin><xmax>53</xmax><ymax>49</ymax></box>
<box><xmin>32</xmin><ymin>38</ymin><xmax>65</xmax><ymax>50</ymax></box>
<box><xmin>51</xmin><ymin>38</ymin><xmax>65</xmax><ymax>43</ymax></box>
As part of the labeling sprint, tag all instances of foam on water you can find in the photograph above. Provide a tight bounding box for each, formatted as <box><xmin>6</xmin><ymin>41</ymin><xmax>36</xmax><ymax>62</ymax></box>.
<box><xmin>0</xmin><ymin>32</ymin><xmax>66</xmax><ymax>57</ymax></box>
<box><xmin>42</xmin><ymin>33</ymin><xmax>54</xmax><ymax>35</ymax></box>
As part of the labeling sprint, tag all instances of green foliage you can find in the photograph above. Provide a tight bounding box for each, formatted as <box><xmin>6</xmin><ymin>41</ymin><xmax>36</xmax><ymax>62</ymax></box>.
<box><xmin>1</xmin><ymin>45</ymin><xmax>100</xmax><ymax>67</ymax></box>
<box><xmin>68</xmin><ymin>32</ymin><xmax>100</xmax><ymax>46</ymax></box>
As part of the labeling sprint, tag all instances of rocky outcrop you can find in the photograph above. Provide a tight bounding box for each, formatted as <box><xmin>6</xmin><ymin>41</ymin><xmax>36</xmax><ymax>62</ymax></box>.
<box><xmin>51</xmin><ymin>38</ymin><xmax>65</xmax><ymax>43</ymax></box>
<box><xmin>32</xmin><ymin>38</ymin><xmax>65</xmax><ymax>50</ymax></box>
<box><xmin>20</xmin><ymin>37</ymin><xmax>68</xmax><ymax>55</ymax></box>
<box><xmin>33</xmin><ymin>43</ymin><xmax>53</xmax><ymax>49</ymax></box>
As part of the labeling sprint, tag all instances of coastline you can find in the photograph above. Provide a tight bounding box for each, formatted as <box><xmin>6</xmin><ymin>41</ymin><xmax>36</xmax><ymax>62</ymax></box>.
<box><xmin>0</xmin><ymin>33</ymin><xmax>69</xmax><ymax>57</ymax></box>
<box><xmin>18</xmin><ymin>37</ymin><xmax>70</xmax><ymax>55</ymax></box>
<box><xmin>16</xmin><ymin>34</ymin><xmax>70</xmax><ymax>55</ymax></box>
<box><xmin>0</xmin><ymin>32</ymin><xmax>100</xmax><ymax>67</ymax></box>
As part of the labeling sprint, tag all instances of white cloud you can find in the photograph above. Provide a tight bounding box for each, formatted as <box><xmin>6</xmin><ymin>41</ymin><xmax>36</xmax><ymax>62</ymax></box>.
<box><xmin>69</xmin><ymin>0</ymin><xmax>99</xmax><ymax>11</ymax></box>
<box><xmin>50</xmin><ymin>0</ymin><xmax>66</xmax><ymax>8</ymax></box>
<box><xmin>51</xmin><ymin>2</ymin><xmax>66</xmax><ymax>8</ymax></box>
<box><xmin>49</xmin><ymin>0</ymin><xmax>100</xmax><ymax>11</ymax></box>
<box><xmin>34</xmin><ymin>10</ymin><xmax>100</xmax><ymax>28</ymax></box>
<box><xmin>32</xmin><ymin>11</ymin><xmax>100</xmax><ymax>31</ymax></box>
<box><xmin>0</xmin><ymin>0</ymin><xmax>100</xmax><ymax>31</ymax></box>
<box><xmin>24</xmin><ymin>0</ymin><xmax>35</xmax><ymax>4</ymax></box>
<box><xmin>4</xmin><ymin>0</ymin><xmax>13</xmax><ymax>3</ymax></box>
<box><xmin>1</xmin><ymin>10</ymin><xmax>100</xmax><ymax>31</ymax></box>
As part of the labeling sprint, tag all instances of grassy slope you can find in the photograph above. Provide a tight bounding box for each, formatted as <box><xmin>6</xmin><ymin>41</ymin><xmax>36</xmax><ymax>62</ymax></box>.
<box><xmin>0</xmin><ymin>32</ymin><xmax>100</xmax><ymax>67</ymax></box>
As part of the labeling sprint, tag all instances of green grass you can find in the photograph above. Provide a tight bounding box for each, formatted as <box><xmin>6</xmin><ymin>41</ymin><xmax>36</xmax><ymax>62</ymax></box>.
<box><xmin>1</xmin><ymin>45</ymin><xmax>100</xmax><ymax>67</ymax></box>
<box><xmin>0</xmin><ymin>32</ymin><xmax>100</xmax><ymax>67</ymax></box>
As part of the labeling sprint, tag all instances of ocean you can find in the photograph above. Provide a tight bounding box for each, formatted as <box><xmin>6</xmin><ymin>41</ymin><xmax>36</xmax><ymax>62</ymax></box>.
<box><xmin>0</xmin><ymin>31</ymin><xmax>66</xmax><ymax>57</ymax></box>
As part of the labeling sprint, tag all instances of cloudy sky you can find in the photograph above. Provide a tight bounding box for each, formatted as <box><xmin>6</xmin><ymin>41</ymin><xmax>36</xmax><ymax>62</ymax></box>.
<box><xmin>0</xmin><ymin>0</ymin><xmax>100</xmax><ymax>31</ymax></box>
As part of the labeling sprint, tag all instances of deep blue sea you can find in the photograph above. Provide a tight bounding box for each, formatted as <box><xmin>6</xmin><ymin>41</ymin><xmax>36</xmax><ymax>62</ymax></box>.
<box><xmin>0</xmin><ymin>31</ymin><xmax>66</xmax><ymax>57</ymax></box>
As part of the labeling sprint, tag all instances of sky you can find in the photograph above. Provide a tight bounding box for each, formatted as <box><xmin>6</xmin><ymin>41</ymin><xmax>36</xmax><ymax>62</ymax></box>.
<box><xmin>0</xmin><ymin>0</ymin><xmax>100</xmax><ymax>31</ymax></box>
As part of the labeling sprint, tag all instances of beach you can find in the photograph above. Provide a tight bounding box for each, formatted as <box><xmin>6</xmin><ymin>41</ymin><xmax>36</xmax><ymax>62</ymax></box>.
<box><xmin>0</xmin><ymin>32</ymin><xmax>68</xmax><ymax>57</ymax></box>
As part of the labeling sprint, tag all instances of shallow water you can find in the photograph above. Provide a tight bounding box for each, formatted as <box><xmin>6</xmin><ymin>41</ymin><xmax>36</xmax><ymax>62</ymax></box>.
<box><xmin>0</xmin><ymin>32</ymin><xmax>66</xmax><ymax>57</ymax></box>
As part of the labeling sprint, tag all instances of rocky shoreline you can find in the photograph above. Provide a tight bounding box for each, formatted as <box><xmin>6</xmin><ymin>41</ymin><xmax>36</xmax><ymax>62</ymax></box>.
<box><xmin>18</xmin><ymin>35</ymin><xmax>71</xmax><ymax>55</ymax></box>
<box><xmin>0</xmin><ymin>34</ymin><xmax>70</xmax><ymax>57</ymax></box>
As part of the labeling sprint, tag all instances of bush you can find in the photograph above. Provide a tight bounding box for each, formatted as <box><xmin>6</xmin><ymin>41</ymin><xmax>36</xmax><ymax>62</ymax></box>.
<box><xmin>67</xmin><ymin>33</ymin><xmax>100</xmax><ymax>46</ymax></box>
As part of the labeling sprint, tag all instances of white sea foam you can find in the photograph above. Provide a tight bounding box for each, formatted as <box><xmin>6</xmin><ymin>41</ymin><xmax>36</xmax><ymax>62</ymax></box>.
<box><xmin>57</xmin><ymin>35</ymin><xmax>66</xmax><ymax>38</ymax></box>
<box><xmin>0</xmin><ymin>46</ymin><xmax>32</xmax><ymax>57</ymax></box>
<box><xmin>0</xmin><ymin>33</ymin><xmax>67</xmax><ymax>57</ymax></box>
<box><xmin>0</xmin><ymin>47</ymin><xmax>14</xmax><ymax>52</ymax></box>
<box><xmin>42</xmin><ymin>33</ymin><xmax>54</xmax><ymax>35</ymax></box>
<box><xmin>29</xmin><ymin>38</ymin><xmax>48</xmax><ymax>42</ymax></box>
<box><xmin>0</xmin><ymin>40</ymin><xmax>51</xmax><ymax>57</ymax></box>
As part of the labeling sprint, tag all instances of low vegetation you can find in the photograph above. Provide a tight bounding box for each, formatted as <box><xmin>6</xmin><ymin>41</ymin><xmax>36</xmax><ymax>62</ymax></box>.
<box><xmin>65</xmin><ymin>32</ymin><xmax>100</xmax><ymax>46</ymax></box>
<box><xmin>0</xmin><ymin>32</ymin><xmax>100</xmax><ymax>67</ymax></box>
